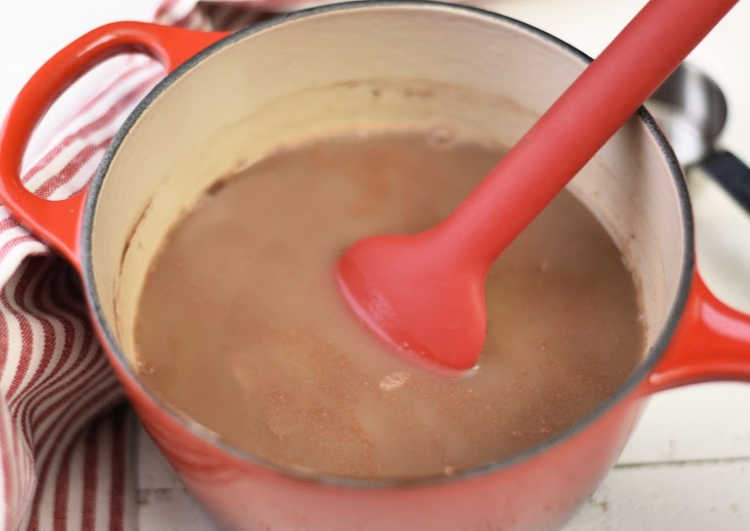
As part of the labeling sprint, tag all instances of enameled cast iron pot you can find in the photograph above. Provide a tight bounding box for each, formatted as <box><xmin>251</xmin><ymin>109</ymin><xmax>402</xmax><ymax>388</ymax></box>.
<box><xmin>1</xmin><ymin>3</ymin><xmax>749</xmax><ymax>529</ymax></box>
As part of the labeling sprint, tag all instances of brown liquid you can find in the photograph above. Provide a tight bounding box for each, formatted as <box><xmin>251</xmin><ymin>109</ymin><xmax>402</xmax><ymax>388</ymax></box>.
<box><xmin>134</xmin><ymin>131</ymin><xmax>644</xmax><ymax>478</ymax></box>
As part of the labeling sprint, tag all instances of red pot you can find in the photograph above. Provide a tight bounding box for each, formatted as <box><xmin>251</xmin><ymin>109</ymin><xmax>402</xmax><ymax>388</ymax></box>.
<box><xmin>1</xmin><ymin>3</ymin><xmax>748</xmax><ymax>530</ymax></box>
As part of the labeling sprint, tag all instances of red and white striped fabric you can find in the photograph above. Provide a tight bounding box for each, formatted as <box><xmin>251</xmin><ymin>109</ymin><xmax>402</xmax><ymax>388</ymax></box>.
<box><xmin>0</xmin><ymin>2</ymin><xmax>342</xmax><ymax>528</ymax></box>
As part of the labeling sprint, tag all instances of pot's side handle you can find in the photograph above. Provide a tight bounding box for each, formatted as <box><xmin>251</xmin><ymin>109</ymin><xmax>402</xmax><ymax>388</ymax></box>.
<box><xmin>648</xmin><ymin>271</ymin><xmax>750</xmax><ymax>392</ymax></box>
<box><xmin>0</xmin><ymin>22</ymin><xmax>229</xmax><ymax>270</ymax></box>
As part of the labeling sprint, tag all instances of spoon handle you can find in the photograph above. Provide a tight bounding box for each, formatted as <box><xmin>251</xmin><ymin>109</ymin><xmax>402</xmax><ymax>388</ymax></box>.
<box><xmin>440</xmin><ymin>0</ymin><xmax>738</xmax><ymax>269</ymax></box>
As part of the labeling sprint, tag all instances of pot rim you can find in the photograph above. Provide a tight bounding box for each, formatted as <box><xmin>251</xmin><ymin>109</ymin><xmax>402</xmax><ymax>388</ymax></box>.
<box><xmin>80</xmin><ymin>0</ymin><xmax>695</xmax><ymax>489</ymax></box>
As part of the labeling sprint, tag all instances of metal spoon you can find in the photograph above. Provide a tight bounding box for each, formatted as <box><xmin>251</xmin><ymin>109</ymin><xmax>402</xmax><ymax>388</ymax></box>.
<box><xmin>647</xmin><ymin>63</ymin><xmax>750</xmax><ymax>213</ymax></box>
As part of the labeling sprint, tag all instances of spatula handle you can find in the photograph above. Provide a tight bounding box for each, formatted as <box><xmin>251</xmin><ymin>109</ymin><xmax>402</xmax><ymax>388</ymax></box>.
<box><xmin>441</xmin><ymin>0</ymin><xmax>738</xmax><ymax>270</ymax></box>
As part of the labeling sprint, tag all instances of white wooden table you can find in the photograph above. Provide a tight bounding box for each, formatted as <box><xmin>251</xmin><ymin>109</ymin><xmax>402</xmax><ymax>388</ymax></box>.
<box><xmin>2</xmin><ymin>1</ymin><xmax>749</xmax><ymax>529</ymax></box>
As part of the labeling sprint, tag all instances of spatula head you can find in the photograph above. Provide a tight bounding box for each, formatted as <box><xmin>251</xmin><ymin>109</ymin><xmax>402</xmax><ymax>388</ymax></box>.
<box><xmin>336</xmin><ymin>232</ymin><xmax>486</xmax><ymax>370</ymax></box>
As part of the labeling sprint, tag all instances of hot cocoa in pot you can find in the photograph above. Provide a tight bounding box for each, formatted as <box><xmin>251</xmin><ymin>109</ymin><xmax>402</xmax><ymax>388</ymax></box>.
<box><xmin>134</xmin><ymin>130</ymin><xmax>644</xmax><ymax>478</ymax></box>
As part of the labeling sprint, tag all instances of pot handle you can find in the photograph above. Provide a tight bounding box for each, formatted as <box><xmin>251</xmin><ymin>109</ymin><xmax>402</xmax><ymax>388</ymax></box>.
<box><xmin>0</xmin><ymin>22</ymin><xmax>229</xmax><ymax>269</ymax></box>
<box><xmin>648</xmin><ymin>271</ymin><xmax>750</xmax><ymax>391</ymax></box>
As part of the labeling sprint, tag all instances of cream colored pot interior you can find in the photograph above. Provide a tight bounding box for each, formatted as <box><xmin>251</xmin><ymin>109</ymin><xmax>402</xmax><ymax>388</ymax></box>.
<box><xmin>89</xmin><ymin>4</ymin><xmax>686</xmax><ymax>369</ymax></box>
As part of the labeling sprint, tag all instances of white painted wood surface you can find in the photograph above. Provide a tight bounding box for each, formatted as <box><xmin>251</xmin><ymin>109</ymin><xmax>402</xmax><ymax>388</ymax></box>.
<box><xmin>2</xmin><ymin>1</ymin><xmax>749</xmax><ymax>529</ymax></box>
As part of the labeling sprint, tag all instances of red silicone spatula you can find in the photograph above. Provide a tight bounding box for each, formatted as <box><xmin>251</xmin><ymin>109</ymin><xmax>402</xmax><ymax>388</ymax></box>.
<box><xmin>336</xmin><ymin>0</ymin><xmax>739</xmax><ymax>370</ymax></box>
